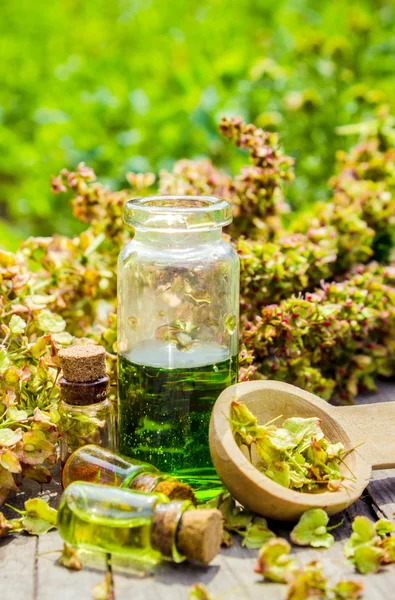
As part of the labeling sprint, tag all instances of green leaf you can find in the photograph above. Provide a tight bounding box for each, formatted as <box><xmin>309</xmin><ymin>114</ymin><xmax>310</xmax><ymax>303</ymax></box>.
<box><xmin>222</xmin><ymin>529</ymin><xmax>233</xmax><ymax>547</ymax></box>
<box><xmin>255</xmin><ymin>436</ymin><xmax>283</xmax><ymax>466</ymax></box>
<box><xmin>282</xmin><ymin>417</ymin><xmax>324</xmax><ymax>453</ymax></box>
<box><xmin>51</xmin><ymin>331</ymin><xmax>74</xmax><ymax>345</ymax></box>
<box><xmin>325</xmin><ymin>442</ymin><xmax>345</xmax><ymax>459</ymax></box>
<box><xmin>290</xmin><ymin>509</ymin><xmax>334</xmax><ymax>548</ymax></box>
<box><xmin>36</xmin><ymin>309</ymin><xmax>66</xmax><ymax>333</ymax></box>
<box><xmin>7</xmin><ymin>408</ymin><xmax>29</xmax><ymax>421</ymax></box>
<box><xmin>381</xmin><ymin>536</ymin><xmax>395</xmax><ymax>563</ymax></box>
<box><xmin>188</xmin><ymin>584</ymin><xmax>215</xmax><ymax>600</ymax></box>
<box><xmin>332</xmin><ymin>580</ymin><xmax>363</xmax><ymax>600</ymax></box>
<box><xmin>29</xmin><ymin>336</ymin><xmax>51</xmax><ymax>358</ymax></box>
<box><xmin>0</xmin><ymin>467</ymin><xmax>19</xmax><ymax>492</ymax></box>
<box><xmin>218</xmin><ymin>494</ymin><xmax>253</xmax><ymax>532</ymax></box>
<box><xmin>199</xmin><ymin>492</ymin><xmax>225</xmax><ymax>510</ymax></box>
<box><xmin>286</xmin><ymin>561</ymin><xmax>328</xmax><ymax>600</ymax></box>
<box><xmin>0</xmin><ymin>348</ymin><xmax>11</xmax><ymax>373</ymax></box>
<box><xmin>58</xmin><ymin>542</ymin><xmax>82</xmax><ymax>570</ymax></box>
<box><xmin>265</xmin><ymin>460</ymin><xmax>291</xmax><ymax>488</ymax></box>
<box><xmin>25</xmin><ymin>498</ymin><xmax>57</xmax><ymax>524</ymax></box>
<box><xmin>92</xmin><ymin>573</ymin><xmax>114</xmax><ymax>600</ymax></box>
<box><xmin>22</xmin><ymin>465</ymin><xmax>52</xmax><ymax>483</ymax></box>
<box><xmin>229</xmin><ymin>399</ymin><xmax>258</xmax><ymax>448</ymax></box>
<box><xmin>0</xmin><ymin>428</ymin><xmax>23</xmax><ymax>447</ymax></box>
<box><xmin>344</xmin><ymin>516</ymin><xmax>377</xmax><ymax>558</ymax></box>
<box><xmin>0</xmin><ymin>450</ymin><xmax>21</xmax><ymax>473</ymax></box>
<box><xmin>30</xmin><ymin>294</ymin><xmax>56</xmax><ymax>305</ymax></box>
<box><xmin>9</xmin><ymin>315</ymin><xmax>27</xmax><ymax>335</ymax></box>
<box><xmin>0</xmin><ymin>512</ymin><xmax>23</xmax><ymax>538</ymax></box>
<box><xmin>289</xmin><ymin>467</ymin><xmax>308</xmax><ymax>489</ymax></box>
<box><xmin>375</xmin><ymin>519</ymin><xmax>394</xmax><ymax>537</ymax></box>
<box><xmin>20</xmin><ymin>430</ymin><xmax>55</xmax><ymax>465</ymax></box>
<box><xmin>21</xmin><ymin>498</ymin><xmax>58</xmax><ymax>535</ymax></box>
<box><xmin>353</xmin><ymin>545</ymin><xmax>384</xmax><ymax>574</ymax></box>
<box><xmin>240</xmin><ymin>517</ymin><xmax>275</xmax><ymax>549</ymax></box>
<box><xmin>0</xmin><ymin>467</ymin><xmax>19</xmax><ymax>504</ymax></box>
<box><xmin>254</xmin><ymin>538</ymin><xmax>298</xmax><ymax>583</ymax></box>
<box><xmin>267</xmin><ymin>427</ymin><xmax>297</xmax><ymax>450</ymax></box>
<box><xmin>266</xmin><ymin>417</ymin><xmax>324</xmax><ymax>453</ymax></box>
<box><xmin>305</xmin><ymin>438</ymin><xmax>327</xmax><ymax>465</ymax></box>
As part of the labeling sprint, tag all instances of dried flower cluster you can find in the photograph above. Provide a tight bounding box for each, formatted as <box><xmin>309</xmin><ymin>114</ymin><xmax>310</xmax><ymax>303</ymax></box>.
<box><xmin>0</xmin><ymin>246</ymin><xmax>64</xmax><ymax>501</ymax></box>
<box><xmin>230</xmin><ymin>401</ymin><xmax>353</xmax><ymax>492</ymax></box>
<box><xmin>201</xmin><ymin>490</ymin><xmax>275</xmax><ymax>549</ymax></box>
<box><xmin>255</xmin><ymin>541</ymin><xmax>363</xmax><ymax>599</ymax></box>
<box><xmin>243</xmin><ymin>264</ymin><xmax>395</xmax><ymax>402</ymax></box>
<box><xmin>344</xmin><ymin>515</ymin><xmax>395</xmax><ymax>574</ymax></box>
<box><xmin>0</xmin><ymin>112</ymin><xmax>393</xmax><ymax>503</ymax></box>
<box><xmin>159</xmin><ymin>158</ymin><xmax>232</xmax><ymax>202</ymax></box>
<box><xmin>219</xmin><ymin>116</ymin><xmax>294</xmax><ymax>238</ymax></box>
<box><xmin>188</xmin><ymin>583</ymin><xmax>215</xmax><ymax>600</ymax></box>
<box><xmin>1</xmin><ymin>497</ymin><xmax>57</xmax><ymax>536</ymax></box>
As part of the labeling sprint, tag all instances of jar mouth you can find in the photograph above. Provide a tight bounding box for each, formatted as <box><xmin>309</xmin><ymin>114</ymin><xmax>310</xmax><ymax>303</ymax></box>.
<box><xmin>124</xmin><ymin>195</ymin><xmax>233</xmax><ymax>232</ymax></box>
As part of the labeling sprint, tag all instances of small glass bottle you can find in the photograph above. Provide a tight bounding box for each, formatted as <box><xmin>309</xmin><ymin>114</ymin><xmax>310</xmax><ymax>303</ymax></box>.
<box><xmin>62</xmin><ymin>445</ymin><xmax>196</xmax><ymax>503</ymax></box>
<box><xmin>57</xmin><ymin>482</ymin><xmax>222</xmax><ymax>564</ymax></box>
<box><xmin>117</xmin><ymin>196</ymin><xmax>239</xmax><ymax>485</ymax></box>
<box><xmin>58</xmin><ymin>345</ymin><xmax>116</xmax><ymax>467</ymax></box>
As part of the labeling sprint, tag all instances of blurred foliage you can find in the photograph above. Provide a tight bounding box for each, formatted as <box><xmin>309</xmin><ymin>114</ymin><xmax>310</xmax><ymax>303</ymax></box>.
<box><xmin>1</xmin><ymin>0</ymin><xmax>395</xmax><ymax>246</ymax></box>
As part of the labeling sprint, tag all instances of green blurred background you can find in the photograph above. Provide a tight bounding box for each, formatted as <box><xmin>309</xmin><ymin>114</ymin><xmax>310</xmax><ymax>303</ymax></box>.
<box><xmin>1</xmin><ymin>0</ymin><xmax>394</xmax><ymax>248</ymax></box>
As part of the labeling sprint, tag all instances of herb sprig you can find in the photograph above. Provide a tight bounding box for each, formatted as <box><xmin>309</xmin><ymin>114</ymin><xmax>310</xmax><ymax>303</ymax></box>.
<box><xmin>230</xmin><ymin>400</ymin><xmax>355</xmax><ymax>493</ymax></box>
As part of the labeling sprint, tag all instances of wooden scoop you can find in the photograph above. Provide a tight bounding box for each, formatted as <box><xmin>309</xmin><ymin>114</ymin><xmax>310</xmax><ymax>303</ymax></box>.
<box><xmin>209</xmin><ymin>380</ymin><xmax>395</xmax><ymax>521</ymax></box>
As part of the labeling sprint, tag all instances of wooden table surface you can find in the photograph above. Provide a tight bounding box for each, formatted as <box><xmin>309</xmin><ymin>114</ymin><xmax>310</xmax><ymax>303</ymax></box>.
<box><xmin>1</xmin><ymin>382</ymin><xmax>395</xmax><ymax>600</ymax></box>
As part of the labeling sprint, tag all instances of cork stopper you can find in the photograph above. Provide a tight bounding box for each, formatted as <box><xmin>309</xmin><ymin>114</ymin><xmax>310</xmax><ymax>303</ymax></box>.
<box><xmin>177</xmin><ymin>509</ymin><xmax>223</xmax><ymax>564</ymax></box>
<box><xmin>59</xmin><ymin>344</ymin><xmax>106</xmax><ymax>382</ymax></box>
<box><xmin>151</xmin><ymin>504</ymin><xmax>222</xmax><ymax>564</ymax></box>
<box><xmin>131</xmin><ymin>473</ymin><xmax>197</xmax><ymax>505</ymax></box>
<box><xmin>153</xmin><ymin>479</ymin><xmax>197</xmax><ymax>506</ymax></box>
<box><xmin>151</xmin><ymin>503</ymin><xmax>183</xmax><ymax>559</ymax></box>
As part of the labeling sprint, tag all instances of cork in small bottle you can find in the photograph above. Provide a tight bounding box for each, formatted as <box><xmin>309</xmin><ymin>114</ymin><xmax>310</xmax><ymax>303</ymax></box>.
<box><xmin>58</xmin><ymin>344</ymin><xmax>109</xmax><ymax>406</ymax></box>
<box><xmin>58</xmin><ymin>345</ymin><xmax>106</xmax><ymax>382</ymax></box>
<box><xmin>176</xmin><ymin>509</ymin><xmax>223</xmax><ymax>563</ymax></box>
<box><xmin>131</xmin><ymin>473</ymin><xmax>197</xmax><ymax>504</ymax></box>
<box><xmin>151</xmin><ymin>504</ymin><xmax>222</xmax><ymax>564</ymax></box>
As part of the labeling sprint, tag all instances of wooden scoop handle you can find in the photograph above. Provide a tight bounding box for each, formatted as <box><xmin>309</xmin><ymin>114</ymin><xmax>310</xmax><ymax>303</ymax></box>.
<box><xmin>336</xmin><ymin>402</ymin><xmax>395</xmax><ymax>469</ymax></box>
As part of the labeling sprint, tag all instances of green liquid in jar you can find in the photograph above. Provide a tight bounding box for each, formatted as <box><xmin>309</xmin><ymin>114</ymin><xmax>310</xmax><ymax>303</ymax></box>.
<box><xmin>118</xmin><ymin>341</ymin><xmax>238</xmax><ymax>500</ymax></box>
<box><xmin>57</xmin><ymin>483</ymin><xmax>168</xmax><ymax>562</ymax></box>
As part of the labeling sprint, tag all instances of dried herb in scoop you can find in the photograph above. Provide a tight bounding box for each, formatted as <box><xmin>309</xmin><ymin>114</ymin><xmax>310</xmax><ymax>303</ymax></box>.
<box><xmin>230</xmin><ymin>400</ymin><xmax>355</xmax><ymax>493</ymax></box>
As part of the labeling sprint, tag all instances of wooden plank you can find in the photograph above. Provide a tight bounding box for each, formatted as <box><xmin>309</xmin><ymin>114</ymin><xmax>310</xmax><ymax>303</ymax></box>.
<box><xmin>1</xmin><ymin>478</ymin><xmax>45</xmax><ymax>600</ymax></box>
<box><xmin>356</xmin><ymin>379</ymin><xmax>395</xmax><ymax>405</ymax></box>
<box><xmin>34</xmin><ymin>470</ymin><xmax>110</xmax><ymax>600</ymax></box>
<box><xmin>354</xmin><ymin>380</ymin><xmax>395</xmax><ymax>522</ymax></box>
<box><xmin>2</xmin><ymin>468</ymin><xmax>109</xmax><ymax>600</ymax></box>
<box><xmin>2</xmin><ymin>483</ymin><xmax>395</xmax><ymax>600</ymax></box>
<box><xmin>113</xmin><ymin>533</ymin><xmax>395</xmax><ymax>600</ymax></box>
<box><xmin>3</xmin><ymin>381</ymin><xmax>395</xmax><ymax>598</ymax></box>
<box><xmin>113</xmin><ymin>494</ymin><xmax>395</xmax><ymax>600</ymax></box>
<box><xmin>368</xmin><ymin>469</ymin><xmax>395</xmax><ymax>521</ymax></box>
<box><xmin>0</xmin><ymin>534</ymin><xmax>36</xmax><ymax>600</ymax></box>
<box><xmin>36</xmin><ymin>530</ymin><xmax>109</xmax><ymax>600</ymax></box>
<box><xmin>113</xmin><ymin>542</ymin><xmax>284</xmax><ymax>600</ymax></box>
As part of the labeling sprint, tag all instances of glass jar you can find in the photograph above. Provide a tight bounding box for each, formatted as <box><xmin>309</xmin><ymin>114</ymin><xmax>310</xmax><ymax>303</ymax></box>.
<box><xmin>57</xmin><ymin>482</ymin><xmax>222</xmax><ymax>564</ymax></box>
<box><xmin>57</xmin><ymin>482</ymin><xmax>189</xmax><ymax>562</ymax></box>
<box><xmin>59</xmin><ymin>378</ymin><xmax>116</xmax><ymax>468</ymax></box>
<box><xmin>62</xmin><ymin>444</ymin><xmax>196</xmax><ymax>503</ymax></box>
<box><xmin>62</xmin><ymin>444</ymin><xmax>158</xmax><ymax>488</ymax></box>
<box><xmin>117</xmin><ymin>196</ymin><xmax>239</xmax><ymax>485</ymax></box>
